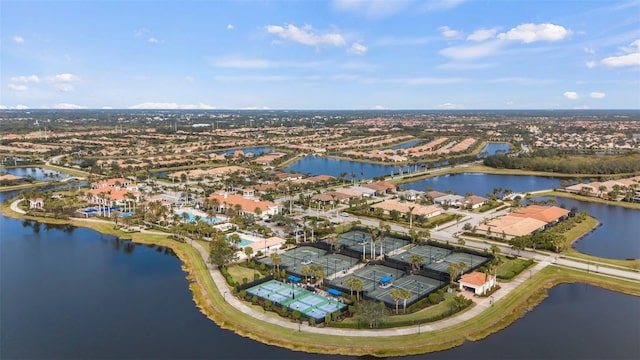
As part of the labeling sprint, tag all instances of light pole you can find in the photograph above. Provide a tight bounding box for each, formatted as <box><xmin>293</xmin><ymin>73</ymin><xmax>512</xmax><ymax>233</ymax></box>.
<box><xmin>223</xmin><ymin>290</ymin><xmax>228</xmax><ymax>302</ymax></box>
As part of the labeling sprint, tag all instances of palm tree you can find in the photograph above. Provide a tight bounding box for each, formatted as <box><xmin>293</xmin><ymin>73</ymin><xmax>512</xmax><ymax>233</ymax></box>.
<box><xmin>391</xmin><ymin>288</ymin><xmax>403</xmax><ymax>314</ymax></box>
<box><xmin>351</xmin><ymin>278</ymin><xmax>363</xmax><ymax>301</ymax></box>
<box><xmin>301</xmin><ymin>265</ymin><xmax>313</xmax><ymax>283</ymax></box>
<box><xmin>270</xmin><ymin>253</ymin><xmax>282</xmax><ymax>274</ymax></box>
<box><xmin>345</xmin><ymin>277</ymin><xmax>355</xmax><ymax>297</ymax></box>
<box><xmin>407</xmin><ymin>205</ymin><xmax>415</xmax><ymax>229</ymax></box>
<box><xmin>399</xmin><ymin>288</ymin><xmax>412</xmax><ymax>313</ymax></box>
<box><xmin>408</xmin><ymin>254</ymin><xmax>423</xmax><ymax>271</ymax></box>
<box><xmin>244</xmin><ymin>247</ymin><xmax>254</xmax><ymax>263</ymax></box>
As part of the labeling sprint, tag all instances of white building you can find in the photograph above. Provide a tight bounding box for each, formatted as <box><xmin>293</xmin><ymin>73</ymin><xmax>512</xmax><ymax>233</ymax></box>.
<box><xmin>459</xmin><ymin>272</ymin><xmax>496</xmax><ymax>295</ymax></box>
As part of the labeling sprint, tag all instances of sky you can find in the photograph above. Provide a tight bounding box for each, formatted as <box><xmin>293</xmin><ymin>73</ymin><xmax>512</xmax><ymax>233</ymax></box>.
<box><xmin>1</xmin><ymin>0</ymin><xmax>639</xmax><ymax>110</ymax></box>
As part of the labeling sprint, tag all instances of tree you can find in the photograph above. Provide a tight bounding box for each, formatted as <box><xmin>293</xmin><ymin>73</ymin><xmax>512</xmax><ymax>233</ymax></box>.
<box><xmin>399</xmin><ymin>288</ymin><xmax>412</xmax><ymax>313</ymax></box>
<box><xmin>228</xmin><ymin>233</ymin><xmax>242</xmax><ymax>249</ymax></box>
<box><xmin>354</xmin><ymin>300</ymin><xmax>388</xmax><ymax>328</ymax></box>
<box><xmin>301</xmin><ymin>265</ymin><xmax>313</xmax><ymax>283</ymax></box>
<box><xmin>390</xmin><ymin>288</ymin><xmax>403</xmax><ymax>314</ymax></box>
<box><xmin>270</xmin><ymin>253</ymin><xmax>282</xmax><ymax>274</ymax></box>
<box><xmin>407</xmin><ymin>206</ymin><xmax>415</xmax><ymax>229</ymax></box>
<box><xmin>244</xmin><ymin>246</ymin><xmax>254</xmax><ymax>262</ymax></box>
<box><xmin>209</xmin><ymin>239</ymin><xmax>237</xmax><ymax>268</ymax></box>
<box><xmin>351</xmin><ymin>278</ymin><xmax>364</xmax><ymax>301</ymax></box>
<box><xmin>447</xmin><ymin>262</ymin><xmax>466</xmax><ymax>284</ymax></box>
<box><xmin>408</xmin><ymin>254</ymin><xmax>423</xmax><ymax>272</ymax></box>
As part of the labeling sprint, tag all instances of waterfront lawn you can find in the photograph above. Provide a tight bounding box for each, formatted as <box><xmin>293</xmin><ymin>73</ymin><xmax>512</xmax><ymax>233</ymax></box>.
<box><xmin>495</xmin><ymin>257</ymin><xmax>534</xmax><ymax>281</ymax></box>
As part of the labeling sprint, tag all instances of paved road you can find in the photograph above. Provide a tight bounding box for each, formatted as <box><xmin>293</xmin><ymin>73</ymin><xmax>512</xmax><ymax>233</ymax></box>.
<box><xmin>9</xmin><ymin>199</ymin><xmax>26</xmax><ymax>214</ymax></box>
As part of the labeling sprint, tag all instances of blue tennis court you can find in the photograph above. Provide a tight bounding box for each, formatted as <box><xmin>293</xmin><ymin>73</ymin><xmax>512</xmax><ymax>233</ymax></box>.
<box><xmin>246</xmin><ymin>280</ymin><xmax>347</xmax><ymax>322</ymax></box>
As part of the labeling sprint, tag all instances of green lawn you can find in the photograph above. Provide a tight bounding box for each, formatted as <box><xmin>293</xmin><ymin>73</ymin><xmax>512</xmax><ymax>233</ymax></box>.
<box><xmin>495</xmin><ymin>257</ymin><xmax>534</xmax><ymax>281</ymax></box>
<box><xmin>227</xmin><ymin>264</ymin><xmax>261</xmax><ymax>284</ymax></box>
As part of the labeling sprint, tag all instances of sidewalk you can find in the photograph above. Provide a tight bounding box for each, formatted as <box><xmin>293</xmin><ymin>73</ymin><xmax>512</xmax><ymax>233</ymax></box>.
<box><xmin>189</xmin><ymin>239</ymin><xmax>551</xmax><ymax>336</ymax></box>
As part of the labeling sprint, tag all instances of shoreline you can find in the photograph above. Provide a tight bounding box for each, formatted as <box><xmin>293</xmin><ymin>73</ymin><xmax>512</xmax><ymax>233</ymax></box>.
<box><xmin>1</xmin><ymin>205</ymin><xmax>639</xmax><ymax>356</ymax></box>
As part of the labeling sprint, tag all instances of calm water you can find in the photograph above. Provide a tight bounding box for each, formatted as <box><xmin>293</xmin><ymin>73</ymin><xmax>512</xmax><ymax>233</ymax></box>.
<box><xmin>285</xmin><ymin>157</ymin><xmax>415</xmax><ymax>179</ymax></box>
<box><xmin>385</xmin><ymin>140</ymin><xmax>422</xmax><ymax>150</ymax></box>
<box><xmin>401</xmin><ymin>173</ymin><xmax>562</xmax><ymax>196</ymax></box>
<box><xmin>216</xmin><ymin>147</ymin><xmax>272</xmax><ymax>155</ymax></box>
<box><xmin>478</xmin><ymin>142</ymin><xmax>510</xmax><ymax>157</ymax></box>
<box><xmin>537</xmin><ymin>197</ymin><xmax>640</xmax><ymax>260</ymax></box>
<box><xmin>0</xmin><ymin>167</ymin><xmax>71</xmax><ymax>181</ymax></box>
<box><xmin>2</xmin><ymin>215</ymin><xmax>639</xmax><ymax>359</ymax></box>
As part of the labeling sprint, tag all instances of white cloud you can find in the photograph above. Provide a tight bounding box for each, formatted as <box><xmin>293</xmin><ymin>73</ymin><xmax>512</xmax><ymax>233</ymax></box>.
<box><xmin>439</xmin><ymin>26</ymin><xmax>463</xmax><ymax>38</ymax></box>
<box><xmin>128</xmin><ymin>102</ymin><xmax>215</xmax><ymax>109</ymax></box>
<box><xmin>438</xmin><ymin>62</ymin><xmax>495</xmax><ymax>70</ymax></box>
<box><xmin>563</xmin><ymin>91</ymin><xmax>579</xmax><ymax>100</ymax></box>
<box><xmin>11</xmin><ymin>75</ymin><xmax>41</xmax><ymax>83</ymax></box>
<box><xmin>348</xmin><ymin>42</ymin><xmax>368</xmax><ymax>55</ymax></box>
<box><xmin>601</xmin><ymin>53</ymin><xmax>640</xmax><ymax>67</ymax></box>
<box><xmin>498</xmin><ymin>23</ymin><xmax>572</xmax><ymax>43</ymax></box>
<box><xmin>583</xmin><ymin>47</ymin><xmax>595</xmax><ymax>54</ymax></box>
<box><xmin>436</xmin><ymin>102</ymin><xmax>465</xmax><ymax>109</ymax></box>
<box><xmin>265</xmin><ymin>24</ymin><xmax>346</xmax><ymax>47</ymax></box>
<box><xmin>49</xmin><ymin>103</ymin><xmax>86</xmax><ymax>109</ymax></box>
<box><xmin>585</xmin><ymin>61</ymin><xmax>596</xmax><ymax>68</ymax></box>
<box><xmin>8</xmin><ymin>84</ymin><xmax>28</xmax><ymax>92</ymax></box>
<box><xmin>371</xmin><ymin>105</ymin><xmax>387</xmax><ymax>110</ymax></box>
<box><xmin>590</xmin><ymin>92</ymin><xmax>606</xmax><ymax>99</ymax></box>
<box><xmin>147</xmin><ymin>37</ymin><xmax>158</xmax><ymax>43</ymax></box>
<box><xmin>600</xmin><ymin>39</ymin><xmax>640</xmax><ymax>67</ymax></box>
<box><xmin>467</xmin><ymin>28</ymin><xmax>498</xmax><ymax>42</ymax></box>
<box><xmin>439</xmin><ymin>40</ymin><xmax>503</xmax><ymax>59</ymax></box>
<box><xmin>15</xmin><ymin>105</ymin><xmax>29</xmax><ymax>110</ymax></box>
<box><xmin>13</xmin><ymin>36</ymin><xmax>25</xmax><ymax>43</ymax></box>
<box><xmin>45</xmin><ymin>73</ymin><xmax>82</xmax><ymax>83</ymax></box>
<box><xmin>331</xmin><ymin>0</ymin><xmax>412</xmax><ymax>17</ymax></box>
<box><xmin>227</xmin><ymin>24</ymin><xmax>234</xmax><ymax>30</ymax></box>
<box><xmin>184</xmin><ymin>76</ymin><xmax>194</xmax><ymax>83</ymax></box>
<box><xmin>102</xmin><ymin>106</ymin><xmax>113</xmax><ymax>109</ymax></box>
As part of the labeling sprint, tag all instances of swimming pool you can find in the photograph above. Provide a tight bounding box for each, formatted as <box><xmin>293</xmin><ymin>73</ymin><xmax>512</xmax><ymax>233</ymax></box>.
<box><xmin>175</xmin><ymin>209</ymin><xmax>221</xmax><ymax>224</ymax></box>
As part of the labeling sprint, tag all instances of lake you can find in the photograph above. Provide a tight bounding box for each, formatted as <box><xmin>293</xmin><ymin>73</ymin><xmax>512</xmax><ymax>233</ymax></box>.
<box><xmin>401</xmin><ymin>173</ymin><xmax>562</xmax><ymax>196</ymax></box>
<box><xmin>285</xmin><ymin>157</ymin><xmax>416</xmax><ymax>179</ymax></box>
<box><xmin>536</xmin><ymin>197</ymin><xmax>640</xmax><ymax>260</ymax></box>
<box><xmin>478</xmin><ymin>142</ymin><xmax>510</xmax><ymax>157</ymax></box>
<box><xmin>0</xmin><ymin>167</ymin><xmax>71</xmax><ymax>181</ymax></box>
<box><xmin>1</xmin><ymin>214</ymin><xmax>638</xmax><ymax>359</ymax></box>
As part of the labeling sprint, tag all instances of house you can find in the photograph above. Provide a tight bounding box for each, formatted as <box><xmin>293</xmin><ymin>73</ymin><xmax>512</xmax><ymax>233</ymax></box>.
<box><xmin>208</xmin><ymin>192</ymin><xmax>280</xmax><ymax>217</ymax></box>
<box><xmin>245</xmin><ymin>236</ymin><xmax>286</xmax><ymax>257</ymax></box>
<box><xmin>362</xmin><ymin>181</ymin><xmax>395</xmax><ymax>195</ymax></box>
<box><xmin>352</xmin><ymin>185</ymin><xmax>378</xmax><ymax>197</ymax></box>
<box><xmin>463</xmin><ymin>195</ymin><xmax>488</xmax><ymax>209</ymax></box>
<box><xmin>273</xmin><ymin>172</ymin><xmax>302</xmax><ymax>181</ymax></box>
<box><xmin>370</xmin><ymin>199</ymin><xmax>441</xmax><ymax>218</ymax></box>
<box><xmin>91</xmin><ymin>178</ymin><xmax>136</xmax><ymax>191</ymax></box>
<box><xmin>29</xmin><ymin>197</ymin><xmax>44</xmax><ymax>209</ymax></box>
<box><xmin>459</xmin><ymin>272</ymin><xmax>496</xmax><ymax>295</ymax></box>
<box><xmin>476</xmin><ymin>215</ymin><xmax>547</xmax><ymax>239</ymax></box>
<box><xmin>510</xmin><ymin>205</ymin><xmax>570</xmax><ymax>226</ymax></box>
<box><xmin>399</xmin><ymin>189</ymin><xmax>422</xmax><ymax>201</ymax></box>
<box><xmin>434</xmin><ymin>194</ymin><xmax>464</xmax><ymax>207</ymax></box>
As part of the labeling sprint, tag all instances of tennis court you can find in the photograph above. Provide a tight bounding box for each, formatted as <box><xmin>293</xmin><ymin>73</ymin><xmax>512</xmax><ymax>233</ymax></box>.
<box><xmin>337</xmin><ymin>230</ymin><xmax>410</xmax><ymax>257</ymax></box>
<box><xmin>390</xmin><ymin>244</ymin><xmax>452</xmax><ymax>266</ymax></box>
<box><xmin>367</xmin><ymin>275</ymin><xmax>443</xmax><ymax>305</ymax></box>
<box><xmin>327</xmin><ymin>264</ymin><xmax>405</xmax><ymax>292</ymax></box>
<box><xmin>246</xmin><ymin>280</ymin><xmax>346</xmax><ymax>321</ymax></box>
<box><xmin>258</xmin><ymin>247</ymin><xmax>358</xmax><ymax>276</ymax></box>
<box><xmin>425</xmin><ymin>251</ymin><xmax>489</xmax><ymax>273</ymax></box>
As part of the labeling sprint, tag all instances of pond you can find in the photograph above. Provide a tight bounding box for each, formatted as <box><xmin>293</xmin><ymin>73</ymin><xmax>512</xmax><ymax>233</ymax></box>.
<box><xmin>478</xmin><ymin>142</ymin><xmax>510</xmax><ymax>157</ymax></box>
<box><xmin>284</xmin><ymin>157</ymin><xmax>416</xmax><ymax>180</ymax></box>
<box><xmin>0</xmin><ymin>167</ymin><xmax>71</xmax><ymax>181</ymax></box>
<box><xmin>400</xmin><ymin>173</ymin><xmax>562</xmax><ymax>197</ymax></box>
<box><xmin>535</xmin><ymin>196</ymin><xmax>640</xmax><ymax>260</ymax></box>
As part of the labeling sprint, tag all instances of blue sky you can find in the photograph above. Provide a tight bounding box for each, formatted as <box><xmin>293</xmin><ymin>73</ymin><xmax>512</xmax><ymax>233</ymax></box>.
<box><xmin>1</xmin><ymin>0</ymin><xmax>639</xmax><ymax>110</ymax></box>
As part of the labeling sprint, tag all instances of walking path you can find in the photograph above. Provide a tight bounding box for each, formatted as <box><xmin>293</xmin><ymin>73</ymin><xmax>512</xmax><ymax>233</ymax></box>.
<box><xmin>10</xmin><ymin>199</ymin><xmax>26</xmax><ymax>214</ymax></box>
<box><xmin>188</xmin><ymin>238</ymin><xmax>553</xmax><ymax>336</ymax></box>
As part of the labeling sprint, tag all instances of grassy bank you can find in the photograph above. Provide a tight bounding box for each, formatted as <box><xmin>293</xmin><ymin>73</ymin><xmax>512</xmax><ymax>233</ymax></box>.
<box><xmin>534</xmin><ymin>190</ymin><xmax>640</xmax><ymax>210</ymax></box>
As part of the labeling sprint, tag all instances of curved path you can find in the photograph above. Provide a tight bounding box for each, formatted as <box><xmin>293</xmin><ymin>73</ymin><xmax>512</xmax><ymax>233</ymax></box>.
<box><xmin>10</xmin><ymin>199</ymin><xmax>26</xmax><ymax>214</ymax></box>
<box><xmin>188</xmin><ymin>238</ymin><xmax>552</xmax><ymax>336</ymax></box>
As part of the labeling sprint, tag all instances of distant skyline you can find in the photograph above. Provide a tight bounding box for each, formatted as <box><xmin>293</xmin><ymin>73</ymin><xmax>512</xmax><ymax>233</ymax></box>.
<box><xmin>1</xmin><ymin>0</ymin><xmax>639</xmax><ymax>110</ymax></box>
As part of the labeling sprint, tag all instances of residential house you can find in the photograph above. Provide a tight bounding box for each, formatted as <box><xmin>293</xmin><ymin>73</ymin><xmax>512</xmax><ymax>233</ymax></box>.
<box><xmin>459</xmin><ymin>272</ymin><xmax>496</xmax><ymax>295</ymax></box>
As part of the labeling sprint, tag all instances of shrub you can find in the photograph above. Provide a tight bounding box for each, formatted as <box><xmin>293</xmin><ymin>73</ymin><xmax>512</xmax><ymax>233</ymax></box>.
<box><xmin>254</xmin><ymin>273</ymin><xmax>260</xmax><ymax>281</ymax></box>
<box><xmin>239</xmin><ymin>290</ymin><xmax>247</xmax><ymax>299</ymax></box>
<box><xmin>309</xmin><ymin>317</ymin><xmax>316</xmax><ymax>326</ymax></box>
<box><xmin>264</xmin><ymin>300</ymin><xmax>272</xmax><ymax>311</ymax></box>
<box><xmin>429</xmin><ymin>293</ymin><xmax>441</xmax><ymax>304</ymax></box>
<box><xmin>292</xmin><ymin>310</ymin><xmax>301</xmax><ymax>321</ymax></box>
<box><xmin>242</xmin><ymin>277</ymin><xmax>249</xmax><ymax>284</ymax></box>
<box><xmin>251</xmin><ymin>295</ymin><xmax>258</xmax><ymax>304</ymax></box>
